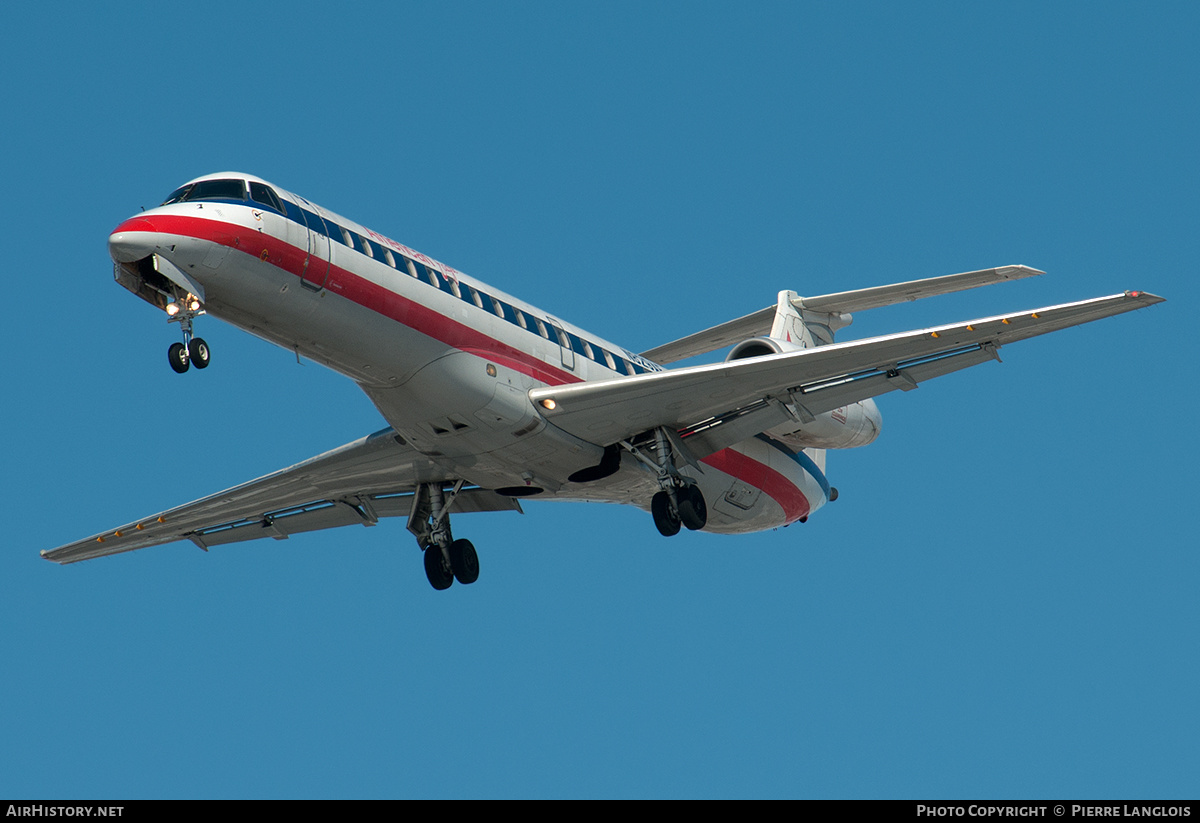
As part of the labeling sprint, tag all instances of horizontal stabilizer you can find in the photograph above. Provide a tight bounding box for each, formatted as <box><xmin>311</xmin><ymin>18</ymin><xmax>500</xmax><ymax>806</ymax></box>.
<box><xmin>641</xmin><ymin>265</ymin><xmax>1043</xmax><ymax>364</ymax></box>
<box><xmin>797</xmin><ymin>264</ymin><xmax>1042</xmax><ymax>314</ymax></box>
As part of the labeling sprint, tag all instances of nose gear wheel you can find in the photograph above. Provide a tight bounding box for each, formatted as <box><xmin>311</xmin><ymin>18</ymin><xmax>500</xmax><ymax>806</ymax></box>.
<box><xmin>167</xmin><ymin>342</ymin><xmax>190</xmax><ymax>373</ymax></box>
<box><xmin>166</xmin><ymin>297</ymin><xmax>210</xmax><ymax>373</ymax></box>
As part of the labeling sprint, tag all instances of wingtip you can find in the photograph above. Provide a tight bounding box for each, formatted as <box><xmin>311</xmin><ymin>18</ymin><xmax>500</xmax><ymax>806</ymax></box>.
<box><xmin>996</xmin><ymin>264</ymin><xmax>1046</xmax><ymax>278</ymax></box>
<box><xmin>1125</xmin><ymin>290</ymin><xmax>1166</xmax><ymax>304</ymax></box>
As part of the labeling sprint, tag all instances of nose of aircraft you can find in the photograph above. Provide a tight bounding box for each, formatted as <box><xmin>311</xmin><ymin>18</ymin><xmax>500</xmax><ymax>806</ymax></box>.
<box><xmin>108</xmin><ymin>216</ymin><xmax>160</xmax><ymax>263</ymax></box>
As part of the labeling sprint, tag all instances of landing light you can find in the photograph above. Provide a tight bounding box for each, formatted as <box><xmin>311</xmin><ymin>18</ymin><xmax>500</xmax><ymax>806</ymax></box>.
<box><xmin>188</xmin><ymin>299</ymin><xmax>201</xmax><ymax>311</ymax></box>
<box><xmin>166</xmin><ymin>302</ymin><xmax>180</xmax><ymax>316</ymax></box>
<box><xmin>540</xmin><ymin>398</ymin><xmax>557</xmax><ymax>411</ymax></box>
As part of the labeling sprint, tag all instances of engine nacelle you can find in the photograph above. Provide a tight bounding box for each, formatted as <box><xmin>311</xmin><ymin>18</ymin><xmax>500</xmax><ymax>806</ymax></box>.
<box><xmin>726</xmin><ymin>336</ymin><xmax>882</xmax><ymax>450</ymax></box>
<box><xmin>726</xmin><ymin>336</ymin><xmax>805</xmax><ymax>360</ymax></box>
<box><xmin>765</xmin><ymin>399</ymin><xmax>881</xmax><ymax>450</ymax></box>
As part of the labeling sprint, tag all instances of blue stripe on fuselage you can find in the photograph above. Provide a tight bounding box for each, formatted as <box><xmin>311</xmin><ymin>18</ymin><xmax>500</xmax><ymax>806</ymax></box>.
<box><xmin>753</xmin><ymin>434</ymin><xmax>831</xmax><ymax>499</ymax></box>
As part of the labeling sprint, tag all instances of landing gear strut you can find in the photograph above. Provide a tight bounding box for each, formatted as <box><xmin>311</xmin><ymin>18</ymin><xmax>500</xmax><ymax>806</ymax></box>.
<box><xmin>409</xmin><ymin>482</ymin><xmax>481</xmax><ymax>590</ymax></box>
<box><xmin>624</xmin><ymin>428</ymin><xmax>708</xmax><ymax>538</ymax></box>
<box><xmin>165</xmin><ymin>296</ymin><xmax>209</xmax><ymax>373</ymax></box>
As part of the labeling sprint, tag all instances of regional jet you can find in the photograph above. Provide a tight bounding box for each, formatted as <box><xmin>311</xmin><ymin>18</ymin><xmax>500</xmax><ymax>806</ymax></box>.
<box><xmin>41</xmin><ymin>172</ymin><xmax>1165</xmax><ymax>589</ymax></box>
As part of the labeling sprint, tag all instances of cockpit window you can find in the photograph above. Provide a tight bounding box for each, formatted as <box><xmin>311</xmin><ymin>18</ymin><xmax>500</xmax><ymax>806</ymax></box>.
<box><xmin>249</xmin><ymin>182</ymin><xmax>285</xmax><ymax>213</ymax></box>
<box><xmin>161</xmin><ymin>184</ymin><xmax>193</xmax><ymax>205</ymax></box>
<box><xmin>160</xmin><ymin>178</ymin><xmax>246</xmax><ymax>205</ymax></box>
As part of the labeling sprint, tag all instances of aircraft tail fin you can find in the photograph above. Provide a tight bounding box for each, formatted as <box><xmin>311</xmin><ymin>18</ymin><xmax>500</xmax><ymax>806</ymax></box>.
<box><xmin>770</xmin><ymin>289</ymin><xmax>849</xmax><ymax>348</ymax></box>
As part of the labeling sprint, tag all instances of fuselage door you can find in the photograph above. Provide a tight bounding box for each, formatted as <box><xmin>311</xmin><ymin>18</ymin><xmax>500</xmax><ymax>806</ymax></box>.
<box><xmin>297</xmin><ymin>198</ymin><xmax>331</xmax><ymax>291</ymax></box>
<box><xmin>547</xmin><ymin>317</ymin><xmax>574</xmax><ymax>370</ymax></box>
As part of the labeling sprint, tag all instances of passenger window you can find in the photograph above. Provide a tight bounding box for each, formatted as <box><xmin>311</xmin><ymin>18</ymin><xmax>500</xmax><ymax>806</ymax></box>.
<box><xmin>515</xmin><ymin>309</ymin><xmax>528</xmax><ymax>330</ymax></box>
<box><xmin>416</xmin><ymin>263</ymin><xmax>440</xmax><ymax>288</ymax></box>
<box><xmin>403</xmin><ymin>257</ymin><xmax>418</xmax><ymax>277</ymax></box>
<box><xmin>534</xmin><ymin>319</ymin><xmax>549</xmax><ymax>339</ymax></box>
<box><xmin>360</xmin><ymin>237</ymin><xmax>373</xmax><ymax>258</ymax></box>
<box><xmin>384</xmin><ymin>248</ymin><xmax>396</xmax><ymax>268</ymax></box>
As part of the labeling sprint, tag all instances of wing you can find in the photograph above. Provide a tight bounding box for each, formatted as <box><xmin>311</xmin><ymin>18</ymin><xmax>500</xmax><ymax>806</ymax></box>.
<box><xmin>42</xmin><ymin>427</ymin><xmax>521</xmax><ymax>564</ymax></box>
<box><xmin>536</xmin><ymin>291</ymin><xmax>1164</xmax><ymax>456</ymax></box>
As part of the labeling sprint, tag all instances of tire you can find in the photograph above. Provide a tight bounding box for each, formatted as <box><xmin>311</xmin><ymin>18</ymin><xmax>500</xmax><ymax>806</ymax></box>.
<box><xmin>168</xmin><ymin>342</ymin><xmax>189</xmax><ymax>373</ymax></box>
<box><xmin>651</xmin><ymin>491</ymin><xmax>681</xmax><ymax>537</ymax></box>
<box><xmin>424</xmin><ymin>546</ymin><xmax>454</xmax><ymax>590</ymax></box>
<box><xmin>449</xmin><ymin>538</ymin><xmax>480</xmax><ymax>585</ymax></box>
<box><xmin>188</xmin><ymin>337</ymin><xmax>211</xmax><ymax>369</ymax></box>
<box><xmin>678</xmin><ymin>485</ymin><xmax>708</xmax><ymax>531</ymax></box>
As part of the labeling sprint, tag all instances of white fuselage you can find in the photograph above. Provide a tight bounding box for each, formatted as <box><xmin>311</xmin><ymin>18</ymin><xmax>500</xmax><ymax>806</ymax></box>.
<box><xmin>108</xmin><ymin>173</ymin><xmax>832</xmax><ymax>533</ymax></box>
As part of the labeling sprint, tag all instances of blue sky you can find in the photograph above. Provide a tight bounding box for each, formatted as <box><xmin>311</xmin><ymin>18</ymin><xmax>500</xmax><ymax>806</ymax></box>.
<box><xmin>1</xmin><ymin>1</ymin><xmax>1195</xmax><ymax>799</ymax></box>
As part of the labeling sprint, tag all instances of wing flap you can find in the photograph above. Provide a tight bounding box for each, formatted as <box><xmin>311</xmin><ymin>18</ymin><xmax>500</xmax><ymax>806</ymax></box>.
<box><xmin>538</xmin><ymin>291</ymin><xmax>1163</xmax><ymax>448</ymax></box>
<box><xmin>681</xmin><ymin>344</ymin><xmax>1001</xmax><ymax>458</ymax></box>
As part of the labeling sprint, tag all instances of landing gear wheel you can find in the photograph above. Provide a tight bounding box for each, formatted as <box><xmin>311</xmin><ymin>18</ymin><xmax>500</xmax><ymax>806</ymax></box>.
<box><xmin>188</xmin><ymin>337</ymin><xmax>211</xmax><ymax>369</ymax></box>
<box><xmin>424</xmin><ymin>545</ymin><xmax>454</xmax><ymax>590</ymax></box>
<box><xmin>678</xmin><ymin>485</ymin><xmax>708</xmax><ymax>531</ymax></box>
<box><xmin>651</xmin><ymin>491</ymin><xmax>681</xmax><ymax>537</ymax></box>
<box><xmin>168</xmin><ymin>342</ymin><xmax>190</xmax><ymax>373</ymax></box>
<box><xmin>449</xmin><ymin>538</ymin><xmax>479</xmax><ymax>584</ymax></box>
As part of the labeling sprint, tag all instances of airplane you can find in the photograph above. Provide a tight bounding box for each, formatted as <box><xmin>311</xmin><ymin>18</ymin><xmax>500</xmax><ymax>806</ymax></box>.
<box><xmin>41</xmin><ymin>172</ymin><xmax>1165</xmax><ymax>589</ymax></box>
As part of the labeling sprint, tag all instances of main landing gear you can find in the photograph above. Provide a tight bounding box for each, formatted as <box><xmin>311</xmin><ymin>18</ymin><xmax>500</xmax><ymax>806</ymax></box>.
<box><xmin>165</xmin><ymin>296</ymin><xmax>210</xmax><ymax>374</ymax></box>
<box><xmin>409</xmin><ymin>481</ymin><xmax>481</xmax><ymax>591</ymax></box>
<box><xmin>651</xmin><ymin>484</ymin><xmax>707</xmax><ymax>537</ymax></box>
<box><xmin>624</xmin><ymin>428</ymin><xmax>709</xmax><ymax>538</ymax></box>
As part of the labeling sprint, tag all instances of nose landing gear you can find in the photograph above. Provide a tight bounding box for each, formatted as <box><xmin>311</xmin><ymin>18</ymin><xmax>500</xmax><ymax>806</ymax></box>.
<box><xmin>165</xmin><ymin>296</ymin><xmax>209</xmax><ymax>373</ymax></box>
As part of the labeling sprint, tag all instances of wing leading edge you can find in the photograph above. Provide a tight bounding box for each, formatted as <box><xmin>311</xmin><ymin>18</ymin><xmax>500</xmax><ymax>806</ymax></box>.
<box><xmin>42</xmin><ymin>428</ymin><xmax>520</xmax><ymax>565</ymax></box>
<box><xmin>534</xmin><ymin>291</ymin><xmax>1164</xmax><ymax>455</ymax></box>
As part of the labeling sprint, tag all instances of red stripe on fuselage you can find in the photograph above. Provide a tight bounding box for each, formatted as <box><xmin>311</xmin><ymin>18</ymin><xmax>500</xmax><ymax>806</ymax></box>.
<box><xmin>120</xmin><ymin>211</ymin><xmax>810</xmax><ymax>524</ymax></box>
<box><xmin>119</xmin><ymin>213</ymin><xmax>583</xmax><ymax>387</ymax></box>
<box><xmin>701</xmin><ymin>448</ymin><xmax>811</xmax><ymax>524</ymax></box>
